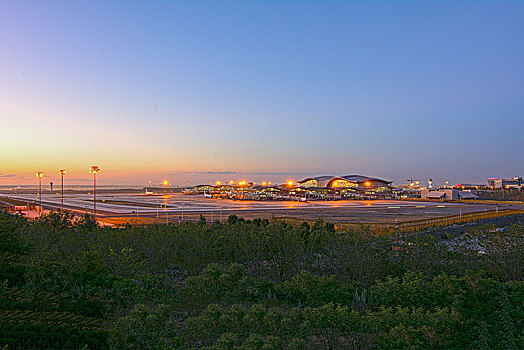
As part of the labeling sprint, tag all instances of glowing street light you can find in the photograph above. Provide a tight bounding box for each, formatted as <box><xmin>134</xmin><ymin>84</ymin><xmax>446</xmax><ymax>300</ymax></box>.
<box><xmin>89</xmin><ymin>166</ymin><xmax>100</xmax><ymax>217</ymax></box>
<box><xmin>58</xmin><ymin>169</ymin><xmax>66</xmax><ymax>213</ymax></box>
<box><xmin>35</xmin><ymin>172</ymin><xmax>43</xmax><ymax>216</ymax></box>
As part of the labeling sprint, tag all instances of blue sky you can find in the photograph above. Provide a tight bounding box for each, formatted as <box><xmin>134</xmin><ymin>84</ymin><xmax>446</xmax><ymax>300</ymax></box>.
<box><xmin>1</xmin><ymin>1</ymin><xmax>523</xmax><ymax>186</ymax></box>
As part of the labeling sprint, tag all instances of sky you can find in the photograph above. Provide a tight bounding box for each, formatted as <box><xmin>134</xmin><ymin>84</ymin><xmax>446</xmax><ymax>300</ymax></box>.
<box><xmin>1</xmin><ymin>1</ymin><xmax>523</xmax><ymax>187</ymax></box>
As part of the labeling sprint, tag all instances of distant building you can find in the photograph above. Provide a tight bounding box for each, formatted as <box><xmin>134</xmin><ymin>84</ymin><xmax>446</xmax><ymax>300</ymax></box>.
<box><xmin>487</xmin><ymin>177</ymin><xmax>523</xmax><ymax>189</ymax></box>
<box><xmin>455</xmin><ymin>183</ymin><xmax>486</xmax><ymax>191</ymax></box>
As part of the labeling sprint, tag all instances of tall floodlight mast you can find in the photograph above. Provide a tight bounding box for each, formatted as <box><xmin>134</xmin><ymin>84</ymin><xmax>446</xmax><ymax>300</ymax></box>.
<box><xmin>58</xmin><ymin>170</ymin><xmax>66</xmax><ymax>213</ymax></box>
<box><xmin>89</xmin><ymin>166</ymin><xmax>100</xmax><ymax>217</ymax></box>
<box><xmin>35</xmin><ymin>172</ymin><xmax>43</xmax><ymax>216</ymax></box>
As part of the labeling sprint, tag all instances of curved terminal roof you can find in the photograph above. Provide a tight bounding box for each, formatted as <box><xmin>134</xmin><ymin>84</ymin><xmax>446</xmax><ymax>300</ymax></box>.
<box><xmin>341</xmin><ymin>175</ymin><xmax>392</xmax><ymax>184</ymax></box>
<box><xmin>297</xmin><ymin>176</ymin><xmax>334</xmax><ymax>187</ymax></box>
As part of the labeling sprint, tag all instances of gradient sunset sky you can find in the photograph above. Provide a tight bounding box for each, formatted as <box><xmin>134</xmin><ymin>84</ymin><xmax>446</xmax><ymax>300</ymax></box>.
<box><xmin>1</xmin><ymin>1</ymin><xmax>523</xmax><ymax>187</ymax></box>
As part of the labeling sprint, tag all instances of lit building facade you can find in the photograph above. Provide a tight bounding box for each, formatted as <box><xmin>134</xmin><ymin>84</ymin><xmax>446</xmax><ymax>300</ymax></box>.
<box><xmin>297</xmin><ymin>175</ymin><xmax>391</xmax><ymax>194</ymax></box>
<box><xmin>183</xmin><ymin>174</ymin><xmax>393</xmax><ymax>200</ymax></box>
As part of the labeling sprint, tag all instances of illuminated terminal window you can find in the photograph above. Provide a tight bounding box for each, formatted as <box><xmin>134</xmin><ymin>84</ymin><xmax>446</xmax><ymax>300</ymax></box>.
<box><xmin>373</xmin><ymin>186</ymin><xmax>390</xmax><ymax>192</ymax></box>
<box><xmin>340</xmin><ymin>188</ymin><xmax>358</xmax><ymax>193</ymax></box>
<box><xmin>331</xmin><ymin>179</ymin><xmax>358</xmax><ymax>188</ymax></box>
<box><xmin>300</xmin><ymin>179</ymin><xmax>318</xmax><ymax>187</ymax></box>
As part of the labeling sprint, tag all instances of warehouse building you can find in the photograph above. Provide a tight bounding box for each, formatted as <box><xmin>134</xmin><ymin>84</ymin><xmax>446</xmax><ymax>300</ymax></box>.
<box><xmin>421</xmin><ymin>189</ymin><xmax>478</xmax><ymax>200</ymax></box>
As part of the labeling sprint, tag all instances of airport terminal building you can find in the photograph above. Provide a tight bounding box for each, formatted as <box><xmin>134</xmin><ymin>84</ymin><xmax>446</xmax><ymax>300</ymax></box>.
<box><xmin>184</xmin><ymin>175</ymin><xmax>393</xmax><ymax>200</ymax></box>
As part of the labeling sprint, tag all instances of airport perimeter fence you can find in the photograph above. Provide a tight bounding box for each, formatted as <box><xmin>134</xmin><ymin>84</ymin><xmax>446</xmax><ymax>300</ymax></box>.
<box><xmin>387</xmin><ymin>209</ymin><xmax>524</xmax><ymax>232</ymax></box>
<box><xmin>278</xmin><ymin>209</ymin><xmax>524</xmax><ymax>233</ymax></box>
<box><xmin>401</xmin><ymin>197</ymin><xmax>524</xmax><ymax>205</ymax></box>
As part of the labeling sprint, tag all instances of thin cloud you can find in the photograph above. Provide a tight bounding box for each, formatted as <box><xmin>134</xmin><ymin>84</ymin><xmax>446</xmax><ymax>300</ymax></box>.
<box><xmin>58</xmin><ymin>178</ymin><xmax>92</xmax><ymax>182</ymax></box>
<box><xmin>249</xmin><ymin>171</ymin><xmax>311</xmax><ymax>176</ymax></box>
<box><xmin>170</xmin><ymin>171</ymin><xmax>238</xmax><ymax>176</ymax></box>
<box><xmin>171</xmin><ymin>171</ymin><xmax>329</xmax><ymax>176</ymax></box>
<box><xmin>195</xmin><ymin>171</ymin><xmax>237</xmax><ymax>175</ymax></box>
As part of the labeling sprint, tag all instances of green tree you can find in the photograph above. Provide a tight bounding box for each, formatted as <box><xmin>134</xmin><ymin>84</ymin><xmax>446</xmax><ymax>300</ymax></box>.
<box><xmin>110</xmin><ymin>304</ymin><xmax>180</xmax><ymax>349</ymax></box>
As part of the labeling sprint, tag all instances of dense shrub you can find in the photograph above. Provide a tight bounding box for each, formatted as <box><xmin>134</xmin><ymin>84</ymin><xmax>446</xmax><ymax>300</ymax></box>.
<box><xmin>0</xmin><ymin>210</ymin><xmax>523</xmax><ymax>348</ymax></box>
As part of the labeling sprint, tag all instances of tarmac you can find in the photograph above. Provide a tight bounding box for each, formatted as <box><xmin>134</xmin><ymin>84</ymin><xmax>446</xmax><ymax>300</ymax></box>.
<box><xmin>1</xmin><ymin>191</ymin><xmax>522</xmax><ymax>224</ymax></box>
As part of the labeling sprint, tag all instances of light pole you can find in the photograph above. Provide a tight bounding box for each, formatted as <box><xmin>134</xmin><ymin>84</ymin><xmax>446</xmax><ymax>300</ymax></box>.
<box><xmin>89</xmin><ymin>166</ymin><xmax>100</xmax><ymax>217</ymax></box>
<box><xmin>58</xmin><ymin>169</ymin><xmax>66</xmax><ymax>214</ymax></box>
<box><xmin>36</xmin><ymin>172</ymin><xmax>43</xmax><ymax>216</ymax></box>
